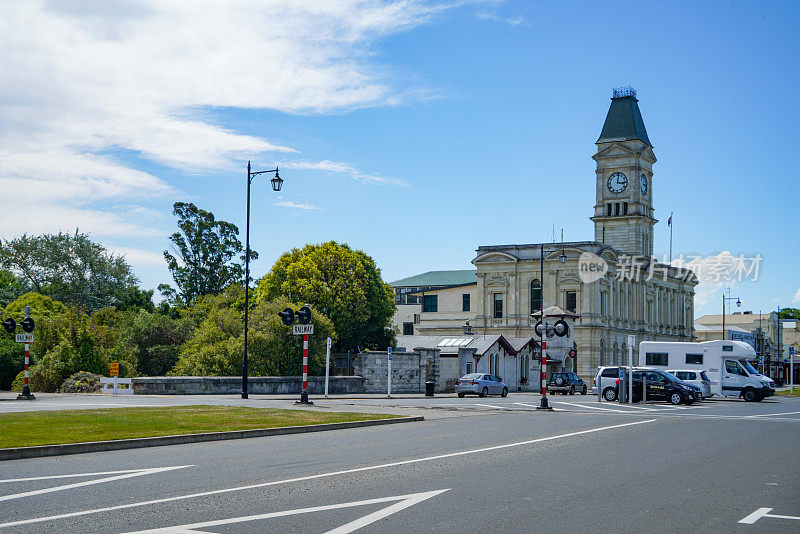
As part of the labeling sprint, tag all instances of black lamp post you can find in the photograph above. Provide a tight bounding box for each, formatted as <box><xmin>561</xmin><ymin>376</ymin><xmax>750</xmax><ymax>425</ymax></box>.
<box><xmin>242</xmin><ymin>161</ymin><xmax>282</xmax><ymax>399</ymax></box>
<box><xmin>721</xmin><ymin>292</ymin><xmax>741</xmax><ymax>342</ymax></box>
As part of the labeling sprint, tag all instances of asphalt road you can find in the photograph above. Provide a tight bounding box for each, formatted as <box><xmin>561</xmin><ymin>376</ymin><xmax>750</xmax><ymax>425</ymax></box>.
<box><xmin>1</xmin><ymin>393</ymin><xmax>799</xmax><ymax>533</ymax></box>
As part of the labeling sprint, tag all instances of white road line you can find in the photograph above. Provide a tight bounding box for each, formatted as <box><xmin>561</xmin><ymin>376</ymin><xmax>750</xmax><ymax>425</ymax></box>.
<box><xmin>0</xmin><ymin>419</ymin><xmax>656</xmax><ymax>529</ymax></box>
<box><xmin>551</xmin><ymin>401</ymin><xmax>636</xmax><ymax>414</ymax></box>
<box><xmin>512</xmin><ymin>403</ymin><xmax>539</xmax><ymax>408</ymax></box>
<box><xmin>123</xmin><ymin>490</ymin><xmax>449</xmax><ymax>534</ymax></box>
<box><xmin>0</xmin><ymin>466</ymin><xmax>192</xmax><ymax>503</ymax></box>
<box><xmin>745</xmin><ymin>411</ymin><xmax>800</xmax><ymax>418</ymax></box>
<box><xmin>473</xmin><ymin>403</ymin><xmax>506</xmax><ymax>409</ymax></box>
<box><xmin>0</xmin><ymin>468</ymin><xmax>155</xmax><ymax>484</ymax></box>
<box><xmin>739</xmin><ymin>507</ymin><xmax>800</xmax><ymax>524</ymax></box>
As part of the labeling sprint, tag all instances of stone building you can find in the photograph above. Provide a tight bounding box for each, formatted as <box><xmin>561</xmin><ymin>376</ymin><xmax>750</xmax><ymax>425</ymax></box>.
<box><xmin>403</xmin><ymin>88</ymin><xmax>698</xmax><ymax>380</ymax></box>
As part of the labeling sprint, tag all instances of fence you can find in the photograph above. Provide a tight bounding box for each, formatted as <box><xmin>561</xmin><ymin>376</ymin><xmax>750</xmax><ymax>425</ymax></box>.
<box><xmin>100</xmin><ymin>377</ymin><xmax>133</xmax><ymax>395</ymax></box>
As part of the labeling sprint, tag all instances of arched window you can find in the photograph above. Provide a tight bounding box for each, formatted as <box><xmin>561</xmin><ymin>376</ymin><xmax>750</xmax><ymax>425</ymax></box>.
<box><xmin>530</xmin><ymin>279</ymin><xmax>542</xmax><ymax>313</ymax></box>
<box><xmin>599</xmin><ymin>339</ymin><xmax>606</xmax><ymax>366</ymax></box>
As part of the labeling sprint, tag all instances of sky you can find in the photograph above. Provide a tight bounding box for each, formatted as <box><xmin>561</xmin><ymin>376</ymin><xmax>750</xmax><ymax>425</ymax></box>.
<box><xmin>1</xmin><ymin>0</ymin><xmax>799</xmax><ymax>318</ymax></box>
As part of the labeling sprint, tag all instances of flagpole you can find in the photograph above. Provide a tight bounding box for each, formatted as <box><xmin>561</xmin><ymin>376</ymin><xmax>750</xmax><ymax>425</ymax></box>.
<box><xmin>668</xmin><ymin>211</ymin><xmax>673</xmax><ymax>263</ymax></box>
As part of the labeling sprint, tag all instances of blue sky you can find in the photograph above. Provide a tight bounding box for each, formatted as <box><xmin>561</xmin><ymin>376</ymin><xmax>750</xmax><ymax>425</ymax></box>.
<box><xmin>1</xmin><ymin>0</ymin><xmax>798</xmax><ymax>317</ymax></box>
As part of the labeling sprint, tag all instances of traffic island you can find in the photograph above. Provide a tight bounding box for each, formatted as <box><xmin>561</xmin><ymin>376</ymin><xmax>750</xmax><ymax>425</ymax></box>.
<box><xmin>0</xmin><ymin>405</ymin><xmax>420</xmax><ymax>460</ymax></box>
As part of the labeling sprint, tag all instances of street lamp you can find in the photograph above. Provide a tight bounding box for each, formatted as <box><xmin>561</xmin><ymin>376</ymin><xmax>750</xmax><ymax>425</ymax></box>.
<box><xmin>242</xmin><ymin>161</ymin><xmax>282</xmax><ymax>399</ymax></box>
<box><xmin>721</xmin><ymin>291</ymin><xmax>741</xmax><ymax>341</ymax></box>
<box><xmin>463</xmin><ymin>319</ymin><xmax>473</xmax><ymax>336</ymax></box>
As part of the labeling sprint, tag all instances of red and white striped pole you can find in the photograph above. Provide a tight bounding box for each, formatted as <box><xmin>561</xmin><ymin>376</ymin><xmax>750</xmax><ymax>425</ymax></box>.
<box><xmin>18</xmin><ymin>342</ymin><xmax>35</xmax><ymax>399</ymax></box>
<box><xmin>537</xmin><ymin>340</ymin><xmax>551</xmax><ymax>410</ymax></box>
<box><xmin>301</xmin><ymin>334</ymin><xmax>309</xmax><ymax>403</ymax></box>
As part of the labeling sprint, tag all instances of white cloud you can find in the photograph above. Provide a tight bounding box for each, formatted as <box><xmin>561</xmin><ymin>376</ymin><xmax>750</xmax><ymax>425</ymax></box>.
<box><xmin>109</xmin><ymin>246</ymin><xmax>166</xmax><ymax>267</ymax></box>
<box><xmin>475</xmin><ymin>11</ymin><xmax>526</xmax><ymax>26</ymax></box>
<box><xmin>273</xmin><ymin>201</ymin><xmax>324</xmax><ymax>211</ymax></box>
<box><xmin>282</xmin><ymin>160</ymin><xmax>408</xmax><ymax>186</ymax></box>
<box><xmin>0</xmin><ymin>0</ymin><xmax>456</xmax><ymax>240</ymax></box>
<box><xmin>793</xmin><ymin>288</ymin><xmax>800</xmax><ymax>304</ymax></box>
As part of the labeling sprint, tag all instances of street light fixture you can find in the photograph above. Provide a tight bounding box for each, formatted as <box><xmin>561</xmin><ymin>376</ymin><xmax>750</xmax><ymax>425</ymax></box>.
<box><xmin>242</xmin><ymin>161</ymin><xmax>283</xmax><ymax>399</ymax></box>
<box><xmin>721</xmin><ymin>291</ymin><xmax>741</xmax><ymax>341</ymax></box>
<box><xmin>463</xmin><ymin>319</ymin><xmax>473</xmax><ymax>336</ymax></box>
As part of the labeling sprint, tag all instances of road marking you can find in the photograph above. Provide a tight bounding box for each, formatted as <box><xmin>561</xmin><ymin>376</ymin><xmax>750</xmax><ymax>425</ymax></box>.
<box><xmin>512</xmin><ymin>402</ymin><xmax>539</xmax><ymax>408</ymax></box>
<box><xmin>739</xmin><ymin>507</ymin><xmax>800</xmax><ymax>524</ymax></box>
<box><xmin>122</xmin><ymin>489</ymin><xmax>449</xmax><ymax>534</ymax></box>
<box><xmin>473</xmin><ymin>403</ymin><xmax>506</xmax><ymax>409</ymax></box>
<box><xmin>551</xmin><ymin>401</ymin><xmax>636</xmax><ymax>414</ymax></box>
<box><xmin>745</xmin><ymin>411</ymin><xmax>800</xmax><ymax>418</ymax></box>
<box><xmin>0</xmin><ymin>468</ymin><xmax>160</xmax><ymax>484</ymax></box>
<box><xmin>0</xmin><ymin>466</ymin><xmax>192</xmax><ymax>503</ymax></box>
<box><xmin>0</xmin><ymin>419</ymin><xmax>656</xmax><ymax>529</ymax></box>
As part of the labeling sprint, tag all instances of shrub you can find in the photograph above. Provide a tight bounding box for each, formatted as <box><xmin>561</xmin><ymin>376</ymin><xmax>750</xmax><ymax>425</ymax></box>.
<box><xmin>59</xmin><ymin>371</ymin><xmax>104</xmax><ymax>393</ymax></box>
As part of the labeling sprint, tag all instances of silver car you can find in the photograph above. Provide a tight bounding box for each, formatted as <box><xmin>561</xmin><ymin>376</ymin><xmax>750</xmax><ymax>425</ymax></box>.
<box><xmin>455</xmin><ymin>373</ymin><xmax>509</xmax><ymax>398</ymax></box>
<box><xmin>666</xmin><ymin>369</ymin><xmax>712</xmax><ymax>399</ymax></box>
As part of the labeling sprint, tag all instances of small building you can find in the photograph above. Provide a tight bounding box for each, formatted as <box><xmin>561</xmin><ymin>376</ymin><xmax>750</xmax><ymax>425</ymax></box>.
<box><xmin>395</xmin><ymin>334</ymin><xmax>540</xmax><ymax>391</ymax></box>
<box><xmin>389</xmin><ymin>270</ymin><xmax>476</xmax><ymax>336</ymax></box>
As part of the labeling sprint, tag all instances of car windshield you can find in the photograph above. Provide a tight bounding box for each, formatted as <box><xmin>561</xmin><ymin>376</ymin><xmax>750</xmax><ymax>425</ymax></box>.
<box><xmin>661</xmin><ymin>372</ymin><xmax>682</xmax><ymax>383</ymax></box>
<box><xmin>741</xmin><ymin>361</ymin><xmax>759</xmax><ymax>375</ymax></box>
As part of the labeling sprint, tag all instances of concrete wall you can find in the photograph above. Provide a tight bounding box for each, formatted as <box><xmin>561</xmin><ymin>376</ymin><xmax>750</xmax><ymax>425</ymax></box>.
<box><xmin>354</xmin><ymin>348</ymin><xmax>444</xmax><ymax>393</ymax></box>
<box><xmin>131</xmin><ymin>376</ymin><xmax>364</xmax><ymax>395</ymax></box>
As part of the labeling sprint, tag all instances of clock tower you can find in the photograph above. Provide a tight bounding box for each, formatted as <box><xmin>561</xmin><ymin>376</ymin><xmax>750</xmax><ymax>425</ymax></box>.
<box><xmin>590</xmin><ymin>87</ymin><xmax>657</xmax><ymax>258</ymax></box>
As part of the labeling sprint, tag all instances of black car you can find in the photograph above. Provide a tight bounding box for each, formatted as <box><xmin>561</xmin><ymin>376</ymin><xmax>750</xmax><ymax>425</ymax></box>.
<box><xmin>619</xmin><ymin>369</ymin><xmax>702</xmax><ymax>405</ymax></box>
<box><xmin>548</xmin><ymin>372</ymin><xmax>587</xmax><ymax>395</ymax></box>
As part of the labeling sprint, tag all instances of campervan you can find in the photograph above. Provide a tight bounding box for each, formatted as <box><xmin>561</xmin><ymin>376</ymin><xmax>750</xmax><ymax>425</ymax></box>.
<box><xmin>638</xmin><ymin>340</ymin><xmax>775</xmax><ymax>402</ymax></box>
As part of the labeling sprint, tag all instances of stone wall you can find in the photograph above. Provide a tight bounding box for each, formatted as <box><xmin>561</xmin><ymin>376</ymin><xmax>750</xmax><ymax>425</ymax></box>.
<box><xmin>131</xmin><ymin>376</ymin><xmax>364</xmax><ymax>395</ymax></box>
<box><xmin>354</xmin><ymin>348</ymin><xmax>444</xmax><ymax>393</ymax></box>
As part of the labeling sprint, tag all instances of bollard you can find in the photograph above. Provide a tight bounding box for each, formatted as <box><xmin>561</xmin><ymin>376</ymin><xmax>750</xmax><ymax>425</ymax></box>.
<box><xmin>17</xmin><ymin>342</ymin><xmax>35</xmax><ymax>400</ymax></box>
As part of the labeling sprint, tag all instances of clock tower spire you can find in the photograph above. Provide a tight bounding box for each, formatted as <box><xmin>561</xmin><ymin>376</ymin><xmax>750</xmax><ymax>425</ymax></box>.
<box><xmin>590</xmin><ymin>87</ymin><xmax>657</xmax><ymax>257</ymax></box>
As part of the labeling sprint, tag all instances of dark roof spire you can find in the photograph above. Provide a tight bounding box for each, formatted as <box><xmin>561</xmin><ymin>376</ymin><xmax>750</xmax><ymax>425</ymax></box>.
<box><xmin>597</xmin><ymin>87</ymin><xmax>651</xmax><ymax>146</ymax></box>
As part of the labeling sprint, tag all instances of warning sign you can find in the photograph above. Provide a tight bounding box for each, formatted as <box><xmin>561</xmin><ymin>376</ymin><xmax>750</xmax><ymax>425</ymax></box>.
<box><xmin>109</xmin><ymin>362</ymin><xmax>119</xmax><ymax>377</ymax></box>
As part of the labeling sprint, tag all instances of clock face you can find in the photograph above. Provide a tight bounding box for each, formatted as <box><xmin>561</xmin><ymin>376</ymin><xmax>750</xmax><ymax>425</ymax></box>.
<box><xmin>607</xmin><ymin>172</ymin><xmax>627</xmax><ymax>194</ymax></box>
<box><xmin>640</xmin><ymin>174</ymin><xmax>648</xmax><ymax>195</ymax></box>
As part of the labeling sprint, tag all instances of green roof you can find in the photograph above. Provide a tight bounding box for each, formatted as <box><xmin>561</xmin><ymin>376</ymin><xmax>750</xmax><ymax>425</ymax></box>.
<box><xmin>597</xmin><ymin>94</ymin><xmax>651</xmax><ymax>146</ymax></box>
<box><xmin>389</xmin><ymin>270</ymin><xmax>477</xmax><ymax>288</ymax></box>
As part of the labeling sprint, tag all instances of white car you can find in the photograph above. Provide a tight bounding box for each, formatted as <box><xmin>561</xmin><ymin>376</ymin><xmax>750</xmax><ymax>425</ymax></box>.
<box><xmin>666</xmin><ymin>369</ymin><xmax>712</xmax><ymax>399</ymax></box>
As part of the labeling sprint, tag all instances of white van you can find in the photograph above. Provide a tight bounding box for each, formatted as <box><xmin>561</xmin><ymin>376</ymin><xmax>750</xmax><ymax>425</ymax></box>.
<box><xmin>638</xmin><ymin>340</ymin><xmax>775</xmax><ymax>402</ymax></box>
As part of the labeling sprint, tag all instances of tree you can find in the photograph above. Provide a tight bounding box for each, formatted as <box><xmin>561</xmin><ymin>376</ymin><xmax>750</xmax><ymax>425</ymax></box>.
<box><xmin>0</xmin><ymin>269</ymin><xmax>28</xmax><ymax>308</ymax></box>
<box><xmin>779</xmin><ymin>308</ymin><xmax>800</xmax><ymax>320</ymax></box>
<box><xmin>127</xmin><ymin>310</ymin><xmax>195</xmax><ymax>376</ymax></box>
<box><xmin>0</xmin><ymin>231</ymin><xmax>142</xmax><ymax>311</ymax></box>
<box><xmin>170</xmin><ymin>287</ymin><xmax>335</xmax><ymax>376</ymax></box>
<box><xmin>160</xmin><ymin>202</ymin><xmax>256</xmax><ymax>305</ymax></box>
<box><xmin>254</xmin><ymin>241</ymin><xmax>395</xmax><ymax>352</ymax></box>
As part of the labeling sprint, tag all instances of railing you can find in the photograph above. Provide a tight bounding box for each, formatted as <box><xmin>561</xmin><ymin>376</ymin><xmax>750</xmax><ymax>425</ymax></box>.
<box><xmin>100</xmin><ymin>377</ymin><xmax>133</xmax><ymax>395</ymax></box>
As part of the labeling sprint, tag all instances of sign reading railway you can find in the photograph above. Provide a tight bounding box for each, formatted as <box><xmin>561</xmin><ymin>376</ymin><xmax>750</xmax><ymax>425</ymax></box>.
<box><xmin>293</xmin><ymin>324</ymin><xmax>314</xmax><ymax>335</ymax></box>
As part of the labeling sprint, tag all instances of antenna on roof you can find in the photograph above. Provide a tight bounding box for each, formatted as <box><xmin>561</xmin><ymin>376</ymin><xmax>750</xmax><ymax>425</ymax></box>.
<box><xmin>612</xmin><ymin>86</ymin><xmax>637</xmax><ymax>98</ymax></box>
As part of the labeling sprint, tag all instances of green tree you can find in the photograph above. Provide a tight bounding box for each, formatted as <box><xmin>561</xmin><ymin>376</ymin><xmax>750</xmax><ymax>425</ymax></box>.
<box><xmin>128</xmin><ymin>310</ymin><xmax>195</xmax><ymax>376</ymax></box>
<box><xmin>0</xmin><ymin>269</ymin><xmax>28</xmax><ymax>308</ymax></box>
<box><xmin>160</xmin><ymin>202</ymin><xmax>256</xmax><ymax>305</ymax></box>
<box><xmin>779</xmin><ymin>308</ymin><xmax>800</xmax><ymax>320</ymax></box>
<box><xmin>0</xmin><ymin>231</ymin><xmax>144</xmax><ymax>311</ymax></box>
<box><xmin>171</xmin><ymin>291</ymin><xmax>335</xmax><ymax>377</ymax></box>
<box><xmin>255</xmin><ymin>241</ymin><xmax>395</xmax><ymax>352</ymax></box>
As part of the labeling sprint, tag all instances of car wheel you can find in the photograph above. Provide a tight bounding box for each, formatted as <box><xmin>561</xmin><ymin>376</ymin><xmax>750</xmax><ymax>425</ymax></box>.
<box><xmin>457</xmin><ymin>392</ymin><xmax>465</xmax><ymax>398</ymax></box>
<box><xmin>581</xmin><ymin>386</ymin><xmax>587</xmax><ymax>395</ymax></box>
<box><xmin>669</xmin><ymin>392</ymin><xmax>683</xmax><ymax>405</ymax></box>
<box><xmin>603</xmin><ymin>388</ymin><xmax>617</xmax><ymax>402</ymax></box>
<box><xmin>501</xmin><ymin>387</ymin><xmax>508</xmax><ymax>397</ymax></box>
<box><xmin>742</xmin><ymin>389</ymin><xmax>758</xmax><ymax>402</ymax></box>
<box><xmin>569</xmin><ymin>386</ymin><xmax>575</xmax><ymax>395</ymax></box>
<box><xmin>481</xmin><ymin>387</ymin><xmax>489</xmax><ymax>398</ymax></box>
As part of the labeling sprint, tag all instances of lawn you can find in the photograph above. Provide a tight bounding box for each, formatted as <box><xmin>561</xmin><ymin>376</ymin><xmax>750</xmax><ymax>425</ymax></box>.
<box><xmin>776</xmin><ymin>389</ymin><xmax>800</xmax><ymax>397</ymax></box>
<box><xmin>0</xmin><ymin>405</ymin><xmax>397</xmax><ymax>448</ymax></box>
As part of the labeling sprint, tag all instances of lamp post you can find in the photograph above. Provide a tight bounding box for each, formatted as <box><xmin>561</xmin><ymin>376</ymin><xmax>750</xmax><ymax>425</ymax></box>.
<box><xmin>242</xmin><ymin>161</ymin><xmax>283</xmax><ymax>399</ymax></box>
<box><xmin>721</xmin><ymin>290</ymin><xmax>741</xmax><ymax>342</ymax></box>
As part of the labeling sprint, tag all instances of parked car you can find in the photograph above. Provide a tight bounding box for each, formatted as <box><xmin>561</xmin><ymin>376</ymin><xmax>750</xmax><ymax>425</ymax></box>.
<box><xmin>592</xmin><ymin>366</ymin><xmax>622</xmax><ymax>401</ymax></box>
<box><xmin>455</xmin><ymin>373</ymin><xmax>509</xmax><ymax>398</ymax></box>
<box><xmin>548</xmin><ymin>372</ymin><xmax>587</xmax><ymax>395</ymax></box>
<box><xmin>618</xmin><ymin>369</ymin><xmax>703</xmax><ymax>405</ymax></box>
<box><xmin>666</xmin><ymin>369</ymin><xmax>712</xmax><ymax>399</ymax></box>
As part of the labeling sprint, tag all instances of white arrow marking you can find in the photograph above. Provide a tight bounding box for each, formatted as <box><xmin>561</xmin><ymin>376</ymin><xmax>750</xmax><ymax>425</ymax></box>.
<box><xmin>0</xmin><ymin>465</ymin><xmax>192</xmax><ymax>502</ymax></box>
<box><xmin>122</xmin><ymin>489</ymin><xmax>449</xmax><ymax>534</ymax></box>
<box><xmin>739</xmin><ymin>507</ymin><xmax>800</xmax><ymax>524</ymax></box>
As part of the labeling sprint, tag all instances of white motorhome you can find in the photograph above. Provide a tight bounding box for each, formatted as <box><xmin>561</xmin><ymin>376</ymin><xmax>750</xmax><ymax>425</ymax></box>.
<box><xmin>638</xmin><ymin>340</ymin><xmax>775</xmax><ymax>402</ymax></box>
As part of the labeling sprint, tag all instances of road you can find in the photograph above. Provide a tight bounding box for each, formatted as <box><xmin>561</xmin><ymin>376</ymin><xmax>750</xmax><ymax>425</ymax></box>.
<box><xmin>1</xmin><ymin>392</ymin><xmax>799</xmax><ymax>533</ymax></box>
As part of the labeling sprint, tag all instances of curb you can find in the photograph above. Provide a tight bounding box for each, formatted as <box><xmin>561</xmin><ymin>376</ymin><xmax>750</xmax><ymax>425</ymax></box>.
<box><xmin>0</xmin><ymin>416</ymin><xmax>424</xmax><ymax>461</ymax></box>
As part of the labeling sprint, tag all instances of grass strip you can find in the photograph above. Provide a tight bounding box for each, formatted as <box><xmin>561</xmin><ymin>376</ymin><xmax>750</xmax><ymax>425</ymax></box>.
<box><xmin>776</xmin><ymin>389</ymin><xmax>800</xmax><ymax>397</ymax></box>
<box><xmin>0</xmin><ymin>405</ymin><xmax>397</xmax><ymax>448</ymax></box>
